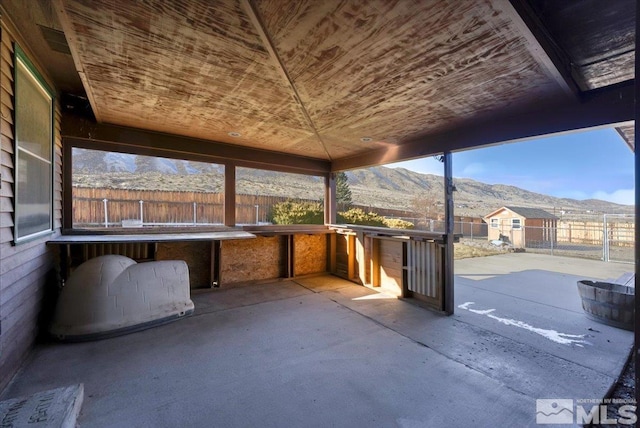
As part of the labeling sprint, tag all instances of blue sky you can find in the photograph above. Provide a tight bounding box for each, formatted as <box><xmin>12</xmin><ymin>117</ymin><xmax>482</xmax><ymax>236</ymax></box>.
<box><xmin>388</xmin><ymin>127</ymin><xmax>635</xmax><ymax>205</ymax></box>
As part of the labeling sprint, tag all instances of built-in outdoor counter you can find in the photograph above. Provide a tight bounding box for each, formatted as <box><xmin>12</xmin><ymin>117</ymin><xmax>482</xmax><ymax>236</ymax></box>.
<box><xmin>48</xmin><ymin>225</ymin><xmax>335</xmax><ymax>288</ymax></box>
<box><xmin>48</xmin><ymin>229</ymin><xmax>256</xmax><ymax>288</ymax></box>
<box><xmin>49</xmin><ymin>225</ymin><xmax>456</xmax><ymax>307</ymax></box>
<box><xmin>328</xmin><ymin>225</ymin><xmax>457</xmax><ymax>312</ymax></box>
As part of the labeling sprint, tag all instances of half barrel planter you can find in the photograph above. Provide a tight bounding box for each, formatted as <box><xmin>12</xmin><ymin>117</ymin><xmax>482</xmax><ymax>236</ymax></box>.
<box><xmin>576</xmin><ymin>280</ymin><xmax>634</xmax><ymax>331</ymax></box>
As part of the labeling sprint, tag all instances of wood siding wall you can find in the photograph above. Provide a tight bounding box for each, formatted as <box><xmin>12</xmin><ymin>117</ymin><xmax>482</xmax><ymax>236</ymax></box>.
<box><xmin>0</xmin><ymin>19</ymin><xmax>62</xmax><ymax>391</ymax></box>
<box><xmin>486</xmin><ymin>210</ymin><xmax>526</xmax><ymax>245</ymax></box>
<box><xmin>486</xmin><ymin>209</ymin><xmax>557</xmax><ymax>248</ymax></box>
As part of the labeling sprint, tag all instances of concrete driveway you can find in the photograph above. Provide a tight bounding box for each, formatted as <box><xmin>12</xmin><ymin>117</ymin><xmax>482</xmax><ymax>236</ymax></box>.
<box><xmin>1</xmin><ymin>253</ymin><xmax>633</xmax><ymax>427</ymax></box>
<box><xmin>454</xmin><ymin>253</ymin><xmax>633</xmax><ymax>400</ymax></box>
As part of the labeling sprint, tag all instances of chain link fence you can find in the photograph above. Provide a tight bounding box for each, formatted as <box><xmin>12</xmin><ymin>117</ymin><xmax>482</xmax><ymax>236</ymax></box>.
<box><xmin>451</xmin><ymin>219</ymin><xmax>634</xmax><ymax>263</ymax></box>
<box><xmin>390</xmin><ymin>217</ymin><xmax>634</xmax><ymax>263</ymax></box>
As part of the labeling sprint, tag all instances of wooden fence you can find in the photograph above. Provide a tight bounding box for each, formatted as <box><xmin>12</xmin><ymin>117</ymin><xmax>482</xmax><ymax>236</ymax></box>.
<box><xmin>557</xmin><ymin>220</ymin><xmax>635</xmax><ymax>247</ymax></box>
<box><xmin>74</xmin><ymin>187</ymin><xmax>414</xmax><ymax>226</ymax></box>
<box><xmin>72</xmin><ymin>188</ymin><xmax>635</xmax><ymax>247</ymax></box>
<box><xmin>73</xmin><ymin>187</ymin><xmax>322</xmax><ymax>226</ymax></box>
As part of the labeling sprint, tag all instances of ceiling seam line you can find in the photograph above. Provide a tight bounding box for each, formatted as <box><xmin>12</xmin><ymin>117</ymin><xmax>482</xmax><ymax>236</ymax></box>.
<box><xmin>240</xmin><ymin>0</ymin><xmax>333</xmax><ymax>161</ymax></box>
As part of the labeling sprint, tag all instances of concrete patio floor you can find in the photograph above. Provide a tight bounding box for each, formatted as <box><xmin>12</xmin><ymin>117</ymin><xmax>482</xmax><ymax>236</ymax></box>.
<box><xmin>1</xmin><ymin>253</ymin><xmax>634</xmax><ymax>427</ymax></box>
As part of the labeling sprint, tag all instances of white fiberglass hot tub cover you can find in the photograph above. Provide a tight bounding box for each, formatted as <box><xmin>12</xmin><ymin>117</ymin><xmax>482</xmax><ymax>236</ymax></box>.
<box><xmin>50</xmin><ymin>255</ymin><xmax>194</xmax><ymax>341</ymax></box>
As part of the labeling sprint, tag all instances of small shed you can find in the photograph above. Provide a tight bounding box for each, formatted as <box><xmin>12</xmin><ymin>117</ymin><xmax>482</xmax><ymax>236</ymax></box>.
<box><xmin>483</xmin><ymin>206</ymin><xmax>558</xmax><ymax>248</ymax></box>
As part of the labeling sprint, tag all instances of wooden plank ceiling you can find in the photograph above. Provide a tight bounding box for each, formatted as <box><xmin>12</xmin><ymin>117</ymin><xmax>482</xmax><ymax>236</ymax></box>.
<box><xmin>52</xmin><ymin>0</ymin><xmax>574</xmax><ymax>163</ymax></box>
<box><xmin>526</xmin><ymin>0</ymin><xmax>634</xmax><ymax>91</ymax></box>
<box><xmin>5</xmin><ymin>0</ymin><xmax>632</xmax><ymax>167</ymax></box>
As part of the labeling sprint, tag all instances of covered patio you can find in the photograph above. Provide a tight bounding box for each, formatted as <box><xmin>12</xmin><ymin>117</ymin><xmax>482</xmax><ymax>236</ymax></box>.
<box><xmin>0</xmin><ymin>0</ymin><xmax>637</xmax><ymax>423</ymax></box>
<box><xmin>2</xmin><ymin>254</ymin><xmax>633</xmax><ymax>426</ymax></box>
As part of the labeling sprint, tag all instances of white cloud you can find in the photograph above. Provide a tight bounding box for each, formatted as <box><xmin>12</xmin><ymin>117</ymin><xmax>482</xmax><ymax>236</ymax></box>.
<box><xmin>387</xmin><ymin>158</ymin><xmax>443</xmax><ymax>175</ymax></box>
<box><xmin>591</xmin><ymin>189</ymin><xmax>635</xmax><ymax>205</ymax></box>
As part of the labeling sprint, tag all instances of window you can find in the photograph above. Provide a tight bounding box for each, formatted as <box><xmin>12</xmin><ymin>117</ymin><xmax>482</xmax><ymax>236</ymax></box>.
<box><xmin>340</xmin><ymin>166</ymin><xmax>419</xmax><ymax>230</ymax></box>
<box><xmin>490</xmin><ymin>218</ymin><xmax>499</xmax><ymax>229</ymax></box>
<box><xmin>236</xmin><ymin>167</ymin><xmax>324</xmax><ymax>225</ymax></box>
<box><xmin>512</xmin><ymin>218</ymin><xmax>522</xmax><ymax>229</ymax></box>
<box><xmin>14</xmin><ymin>45</ymin><xmax>54</xmax><ymax>242</ymax></box>
<box><xmin>72</xmin><ymin>148</ymin><xmax>224</xmax><ymax>228</ymax></box>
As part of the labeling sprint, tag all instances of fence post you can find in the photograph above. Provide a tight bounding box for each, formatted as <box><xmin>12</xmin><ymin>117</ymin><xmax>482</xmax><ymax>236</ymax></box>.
<box><xmin>103</xmin><ymin>198</ymin><xmax>108</xmax><ymax>228</ymax></box>
<box><xmin>470</xmin><ymin>222</ymin><xmax>473</xmax><ymax>240</ymax></box>
<box><xmin>550</xmin><ymin>224</ymin><xmax>554</xmax><ymax>256</ymax></box>
<box><xmin>193</xmin><ymin>202</ymin><xmax>197</xmax><ymax>225</ymax></box>
<box><xmin>603</xmin><ymin>214</ymin><xmax>609</xmax><ymax>262</ymax></box>
<box><xmin>255</xmin><ymin>204</ymin><xmax>259</xmax><ymax>224</ymax></box>
<box><xmin>139</xmin><ymin>200</ymin><xmax>144</xmax><ymax>224</ymax></box>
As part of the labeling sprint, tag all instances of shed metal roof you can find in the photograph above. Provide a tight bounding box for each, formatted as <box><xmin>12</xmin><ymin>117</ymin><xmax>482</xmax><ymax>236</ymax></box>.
<box><xmin>486</xmin><ymin>206</ymin><xmax>559</xmax><ymax>220</ymax></box>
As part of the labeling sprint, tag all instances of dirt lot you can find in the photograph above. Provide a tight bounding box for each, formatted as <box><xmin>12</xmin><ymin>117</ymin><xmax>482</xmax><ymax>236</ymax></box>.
<box><xmin>453</xmin><ymin>240</ymin><xmax>509</xmax><ymax>260</ymax></box>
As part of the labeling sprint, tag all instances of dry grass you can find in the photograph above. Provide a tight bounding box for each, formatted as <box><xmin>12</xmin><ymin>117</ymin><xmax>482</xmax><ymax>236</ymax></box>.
<box><xmin>454</xmin><ymin>243</ymin><xmax>503</xmax><ymax>260</ymax></box>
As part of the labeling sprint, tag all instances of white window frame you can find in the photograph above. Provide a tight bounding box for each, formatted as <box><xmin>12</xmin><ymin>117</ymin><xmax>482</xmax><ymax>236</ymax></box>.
<box><xmin>490</xmin><ymin>218</ymin><xmax>500</xmax><ymax>229</ymax></box>
<box><xmin>511</xmin><ymin>218</ymin><xmax>522</xmax><ymax>229</ymax></box>
<box><xmin>13</xmin><ymin>44</ymin><xmax>54</xmax><ymax>243</ymax></box>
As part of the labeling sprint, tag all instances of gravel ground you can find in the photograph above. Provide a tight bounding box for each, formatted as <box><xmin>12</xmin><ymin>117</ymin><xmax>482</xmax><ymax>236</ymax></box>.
<box><xmin>587</xmin><ymin>351</ymin><xmax>635</xmax><ymax>427</ymax></box>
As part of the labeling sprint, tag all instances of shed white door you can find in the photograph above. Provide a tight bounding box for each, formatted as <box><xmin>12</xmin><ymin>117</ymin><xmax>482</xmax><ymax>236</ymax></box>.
<box><xmin>510</xmin><ymin>218</ymin><xmax>524</xmax><ymax>248</ymax></box>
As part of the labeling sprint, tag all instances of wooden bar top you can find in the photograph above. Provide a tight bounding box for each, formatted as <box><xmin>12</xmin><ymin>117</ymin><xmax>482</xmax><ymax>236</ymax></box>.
<box><xmin>48</xmin><ymin>230</ymin><xmax>256</xmax><ymax>244</ymax></box>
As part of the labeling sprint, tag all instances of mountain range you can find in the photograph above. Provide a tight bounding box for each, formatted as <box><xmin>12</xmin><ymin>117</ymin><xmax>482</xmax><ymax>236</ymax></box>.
<box><xmin>72</xmin><ymin>149</ymin><xmax>633</xmax><ymax>219</ymax></box>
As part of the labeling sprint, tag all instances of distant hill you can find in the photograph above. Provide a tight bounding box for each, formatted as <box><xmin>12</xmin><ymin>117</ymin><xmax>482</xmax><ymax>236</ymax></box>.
<box><xmin>346</xmin><ymin>167</ymin><xmax>633</xmax><ymax>218</ymax></box>
<box><xmin>72</xmin><ymin>149</ymin><xmax>634</xmax><ymax>218</ymax></box>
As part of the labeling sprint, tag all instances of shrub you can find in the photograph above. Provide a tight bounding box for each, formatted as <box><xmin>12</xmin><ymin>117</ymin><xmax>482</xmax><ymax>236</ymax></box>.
<box><xmin>269</xmin><ymin>202</ymin><xmax>414</xmax><ymax>230</ymax></box>
<box><xmin>383</xmin><ymin>217</ymin><xmax>414</xmax><ymax>229</ymax></box>
<box><xmin>269</xmin><ymin>201</ymin><xmax>324</xmax><ymax>224</ymax></box>
<box><xmin>337</xmin><ymin>208</ymin><xmax>386</xmax><ymax>227</ymax></box>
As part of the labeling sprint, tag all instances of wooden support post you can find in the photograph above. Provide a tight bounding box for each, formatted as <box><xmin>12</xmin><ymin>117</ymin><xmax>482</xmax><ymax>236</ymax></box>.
<box><xmin>347</xmin><ymin>234</ymin><xmax>356</xmax><ymax>280</ymax></box>
<box><xmin>355</xmin><ymin>231</ymin><xmax>366</xmax><ymax>285</ymax></box>
<box><xmin>210</xmin><ymin>240</ymin><xmax>221</xmax><ymax>288</ymax></box>
<box><xmin>634</xmin><ymin>0</ymin><xmax>639</xmax><ymax>408</ymax></box>
<box><xmin>370</xmin><ymin>237</ymin><xmax>380</xmax><ymax>287</ymax></box>
<box><xmin>402</xmin><ymin>241</ymin><xmax>409</xmax><ymax>298</ymax></box>
<box><xmin>287</xmin><ymin>234</ymin><xmax>295</xmax><ymax>278</ymax></box>
<box><xmin>325</xmin><ymin>173</ymin><xmax>336</xmax><ymax>224</ymax></box>
<box><xmin>62</xmin><ymin>141</ymin><xmax>73</xmax><ymax>230</ymax></box>
<box><xmin>224</xmin><ymin>163</ymin><xmax>236</xmax><ymax>226</ymax></box>
<box><xmin>444</xmin><ymin>152</ymin><xmax>454</xmax><ymax>315</ymax></box>
<box><xmin>328</xmin><ymin>233</ymin><xmax>336</xmax><ymax>274</ymax></box>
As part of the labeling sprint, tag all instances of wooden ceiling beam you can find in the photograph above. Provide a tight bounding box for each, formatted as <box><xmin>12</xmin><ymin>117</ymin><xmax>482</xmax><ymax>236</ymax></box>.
<box><xmin>62</xmin><ymin>115</ymin><xmax>331</xmax><ymax>175</ymax></box>
<box><xmin>332</xmin><ymin>80</ymin><xmax>634</xmax><ymax>171</ymax></box>
<box><xmin>506</xmin><ymin>0</ymin><xmax>581</xmax><ymax>98</ymax></box>
<box><xmin>53</xmin><ymin>0</ymin><xmax>102</xmax><ymax>122</ymax></box>
<box><xmin>615</xmin><ymin>125</ymin><xmax>635</xmax><ymax>152</ymax></box>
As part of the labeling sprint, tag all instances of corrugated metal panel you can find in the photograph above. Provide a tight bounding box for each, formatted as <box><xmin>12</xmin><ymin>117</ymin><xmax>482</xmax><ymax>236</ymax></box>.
<box><xmin>407</xmin><ymin>240</ymin><xmax>441</xmax><ymax>298</ymax></box>
<box><xmin>82</xmin><ymin>243</ymin><xmax>152</xmax><ymax>261</ymax></box>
